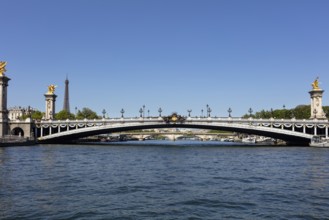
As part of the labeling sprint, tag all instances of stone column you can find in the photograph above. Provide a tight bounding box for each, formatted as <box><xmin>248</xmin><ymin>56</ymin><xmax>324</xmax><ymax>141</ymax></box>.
<box><xmin>0</xmin><ymin>75</ymin><xmax>10</xmax><ymax>136</ymax></box>
<box><xmin>44</xmin><ymin>93</ymin><xmax>57</xmax><ymax>120</ymax></box>
<box><xmin>309</xmin><ymin>89</ymin><xmax>326</xmax><ymax>119</ymax></box>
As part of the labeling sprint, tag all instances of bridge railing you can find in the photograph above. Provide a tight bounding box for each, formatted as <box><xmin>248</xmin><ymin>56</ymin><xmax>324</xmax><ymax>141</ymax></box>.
<box><xmin>35</xmin><ymin>116</ymin><xmax>328</xmax><ymax>123</ymax></box>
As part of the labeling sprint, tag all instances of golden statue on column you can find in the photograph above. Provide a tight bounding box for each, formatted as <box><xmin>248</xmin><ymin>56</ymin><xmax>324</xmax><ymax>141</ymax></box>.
<box><xmin>311</xmin><ymin>77</ymin><xmax>320</xmax><ymax>90</ymax></box>
<box><xmin>0</xmin><ymin>61</ymin><xmax>7</xmax><ymax>76</ymax></box>
<box><xmin>47</xmin><ymin>84</ymin><xmax>57</xmax><ymax>94</ymax></box>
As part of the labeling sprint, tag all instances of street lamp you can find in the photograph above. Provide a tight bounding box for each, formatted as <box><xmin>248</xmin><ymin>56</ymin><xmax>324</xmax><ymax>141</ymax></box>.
<box><xmin>248</xmin><ymin>108</ymin><xmax>253</xmax><ymax>117</ymax></box>
<box><xmin>102</xmin><ymin>109</ymin><xmax>106</xmax><ymax>118</ymax></box>
<box><xmin>143</xmin><ymin>105</ymin><xmax>145</xmax><ymax>118</ymax></box>
<box><xmin>187</xmin><ymin>109</ymin><xmax>192</xmax><ymax>117</ymax></box>
<box><xmin>148</xmin><ymin>109</ymin><xmax>150</xmax><ymax>117</ymax></box>
<box><xmin>120</xmin><ymin>108</ymin><xmax>125</xmax><ymax>118</ymax></box>
<box><xmin>228</xmin><ymin>107</ymin><xmax>232</xmax><ymax>117</ymax></box>
<box><xmin>207</xmin><ymin>107</ymin><xmax>212</xmax><ymax>117</ymax></box>
<box><xmin>201</xmin><ymin>109</ymin><xmax>204</xmax><ymax>117</ymax></box>
<box><xmin>139</xmin><ymin>108</ymin><xmax>143</xmax><ymax>118</ymax></box>
<box><xmin>158</xmin><ymin>107</ymin><xmax>163</xmax><ymax>117</ymax></box>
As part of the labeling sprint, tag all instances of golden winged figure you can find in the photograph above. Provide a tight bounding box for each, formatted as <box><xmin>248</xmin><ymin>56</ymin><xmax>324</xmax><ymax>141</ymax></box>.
<box><xmin>0</xmin><ymin>61</ymin><xmax>7</xmax><ymax>76</ymax></box>
<box><xmin>47</xmin><ymin>84</ymin><xmax>57</xmax><ymax>94</ymax></box>
<box><xmin>311</xmin><ymin>77</ymin><xmax>320</xmax><ymax>90</ymax></box>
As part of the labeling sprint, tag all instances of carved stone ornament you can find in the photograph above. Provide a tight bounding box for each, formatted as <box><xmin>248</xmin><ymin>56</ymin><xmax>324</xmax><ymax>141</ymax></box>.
<box><xmin>162</xmin><ymin>113</ymin><xmax>186</xmax><ymax>124</ymax></box>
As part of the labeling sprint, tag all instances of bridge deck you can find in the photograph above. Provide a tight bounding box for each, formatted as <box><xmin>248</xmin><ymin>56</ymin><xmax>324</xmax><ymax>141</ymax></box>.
<box><xmin>34</xmin><ymin>117</ymin><xmax>329</xmax><ymax>145</ymax></box>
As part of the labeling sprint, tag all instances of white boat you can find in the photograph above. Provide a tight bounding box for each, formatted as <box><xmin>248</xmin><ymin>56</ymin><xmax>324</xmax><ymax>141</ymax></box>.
<box><xmin>256</xmin><ymin>136</ymin><xmax>275</xmax><ymax>145</ymax></box>
<box><xmin>310</xmin><ymin>136</ymin><xmax>329</xmax><ymax>147</ymax></box>
<box><xmin>242</xmin><ymin>136</ymin><xmax>256</xmax><ymax>144</ymax></box>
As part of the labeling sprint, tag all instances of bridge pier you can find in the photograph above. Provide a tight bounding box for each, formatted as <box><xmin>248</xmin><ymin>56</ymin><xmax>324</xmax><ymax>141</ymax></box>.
<box><xmin>309</xmin><ymin>86</ymin><xmax>327</xmax><ymax>120</ymax></box>
<box><xmin>163</xmin><ymin>134</ymin><xmax>183</xmax><ymax>141</ymax></box>
<box><xmin>0</xmin><ymin>75</ymin><xmax>10</xmax><ymax>136</ymax></box>
<box><xmin>44</xmin><ymin>93</ymin><xmax>57</xmax><ymax>120</ymax></box>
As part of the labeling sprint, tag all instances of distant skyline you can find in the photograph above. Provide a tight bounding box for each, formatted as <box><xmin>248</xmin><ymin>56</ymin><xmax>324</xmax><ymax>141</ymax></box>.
<box><xmin>1</xmin><ymin>0</ymin><xmax>329</xmax><ymax>117</ymax></box>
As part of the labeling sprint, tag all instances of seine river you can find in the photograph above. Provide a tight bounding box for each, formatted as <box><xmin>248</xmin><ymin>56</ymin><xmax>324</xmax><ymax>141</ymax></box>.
<box><xmin>1</xmin><ymin>141</ymin><xmax>329</xmax><ymax>220</ymax></box>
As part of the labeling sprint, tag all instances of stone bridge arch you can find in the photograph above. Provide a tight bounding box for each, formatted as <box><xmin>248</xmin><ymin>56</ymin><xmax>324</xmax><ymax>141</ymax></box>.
<box><xmin>36</xmin><ymin>118</ymin><xmax>315</xmax><ymax>145</ymax></box>
<box><xmin>11</xmin><ymin>127</ymin><xmax>25</xmax><ymax>136</ymax></box>
<box><xmin>8</xmin><ymin>119</ymin><xmax>34</xmax><ymax>138</ymax></box>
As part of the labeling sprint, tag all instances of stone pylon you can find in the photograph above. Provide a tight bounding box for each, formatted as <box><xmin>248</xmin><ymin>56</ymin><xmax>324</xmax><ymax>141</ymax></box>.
<box><xmin>0</xmin><ymin>75</ymin><xmax>10</xmax><ymax>136</ymax></box>
<box><xmin>45</xmin><ymin>85</ymin><xmax>57</xmax><ymax>120</ymax></box>
<box><xmin>309</xmin><ymin>78</ymin><xmax>326</xmax><ymax>119</ymax></box>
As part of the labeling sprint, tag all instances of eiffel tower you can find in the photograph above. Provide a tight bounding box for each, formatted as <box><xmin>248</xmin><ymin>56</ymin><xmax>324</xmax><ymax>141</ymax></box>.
<box><xmin>63</xmin><ymin>76</ymin><xmax>70</xmax><ymax>113</ymax></box>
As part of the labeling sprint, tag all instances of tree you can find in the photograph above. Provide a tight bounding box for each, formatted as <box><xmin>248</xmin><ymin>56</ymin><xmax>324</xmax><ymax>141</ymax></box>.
<box><xmin>76</xmin><ymin>107</ymin><xmax>100</xmax><ymax>120</ymax></box>
<box><xmin>243</xmin><ymin>105</ymin><xmax>315</xmax><ymax>119</ymax></box>
<box><xmin>293</xmin><ymin>105</ymin><xmax>311</xmax><ymax>119</ymax></box>
<box><xmin>55</xmin><ymin>110</ymin><xmax>75</xmax><ymax>120</ymax></box>
<box><xmin>31</xmin><ymin>111</ymin><xmax>44</xmax><ymax>120</ymax></box>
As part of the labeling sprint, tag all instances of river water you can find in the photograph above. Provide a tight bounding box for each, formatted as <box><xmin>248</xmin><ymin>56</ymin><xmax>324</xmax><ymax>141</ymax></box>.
<box><xmin>1</xmin><ymin>141</ymin><xmax>329</xmax><ymax>220</ymax></box>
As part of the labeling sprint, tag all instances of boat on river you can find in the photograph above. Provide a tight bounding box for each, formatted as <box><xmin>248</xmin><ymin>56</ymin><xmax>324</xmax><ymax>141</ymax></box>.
<box><xmin>310</xmin><ymin>136</ymin><xmax>329</xmax><ymax>147</ymax></box>
<box><xmin>242</xmin><ymin>136</ymin><xmax>256</xmax><ymax>144</ymax></box>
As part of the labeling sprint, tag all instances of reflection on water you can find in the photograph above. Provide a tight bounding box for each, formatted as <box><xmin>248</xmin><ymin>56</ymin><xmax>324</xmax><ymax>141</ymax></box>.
<box><xmin>1</xmin><ymin>141</ymin><xmax>329</xmax><ymax>219</ymax></box>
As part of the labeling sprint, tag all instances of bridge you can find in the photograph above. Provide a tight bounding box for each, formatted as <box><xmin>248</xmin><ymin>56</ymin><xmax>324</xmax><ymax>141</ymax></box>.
<box><xmin>34</xmin><ymin>114</ymin><xmax>329</xmax><ymax>145</ymax></box>
<box><xmin>1</xmin><ymin>67</ymin><xmax>328</xmax><ymax>146</ymax></box>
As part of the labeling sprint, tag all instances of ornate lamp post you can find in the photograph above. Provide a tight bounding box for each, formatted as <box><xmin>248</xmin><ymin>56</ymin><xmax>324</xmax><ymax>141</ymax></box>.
<box><xmin>207</xmin><ymin>107</ymin><xmax>212</xmax><ymax>117</ymax></box>
<box><xmin>148</xmin><ymin>110</ymin><xmax>150</xmax><ymax>117</ymax></box>
<box><xmin>158</xmin><ymin>107</ymin><xmax>162</xmax><ymax>117</ymax></box>
<box><xmin>228</xmin><ymin>107</ymin><xmax>232</xmax><ymax>117</ymax></box>
<box><xmin>270</xmin><ymin>108</ymin><xmax>273</xmax><ymax>118</ymax></box>
<box><xmin>139</xmin><ymin>108</ymin><xmax>143</xmax><ymax>118</ymax></box>
<box><xmin>102</xmin><ymin>109</ymin><xmax>106</xmax><ymax>118</ymax></box>
<box><xmin>201</xmin><ymin>109</ymin><xmax>204</xmax><ymax>117</ymax></box>
<box><xmin>248</xmin><ymin>108</ymin><xmax>253</xmax><ymax>117</ymax></box>
<box><xmin>187</xmin><ymin>109</ymin><xmax>192</xmax><ymax>117</ymax></box>
<box><xmin>120</xmin><ymin>108</ymin><xmax>125</xmax><ymax>118</ymax></box>
<box><xmin>143</xmin><ymin>105</ymin><xmax>145</xmax><ymax>118</ymax></box>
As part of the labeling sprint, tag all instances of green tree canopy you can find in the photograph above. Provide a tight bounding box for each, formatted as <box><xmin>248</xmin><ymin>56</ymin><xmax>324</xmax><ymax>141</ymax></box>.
<box><xmin>76</xmin><ymin>107</ymin><xmax>100</xmax><ymax>120</ymax></box>
<box><xmin>31</xmin><ymin>110</ymin><xmax>43</xmax><ymax>120</ymax></box>
<box><xmin>242</xmin><ymin>105</ymin><xmax>321</xmax><ymax>119</ymax></box>
<box><xmin>55</xmin><ymin>110</ymin><xmax>75</xmax><ymax>120</ymax></box>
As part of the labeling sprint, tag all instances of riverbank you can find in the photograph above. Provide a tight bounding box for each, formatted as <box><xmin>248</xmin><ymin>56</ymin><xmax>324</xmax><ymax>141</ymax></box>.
<box><xmin>0</xmin><ymin>140</ymin><xmax>36</xmax><ymax>147</ymax></box>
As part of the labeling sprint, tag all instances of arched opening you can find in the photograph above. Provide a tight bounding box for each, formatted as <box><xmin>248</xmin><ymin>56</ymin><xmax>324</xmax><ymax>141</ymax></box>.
<box><xmin>38</xmin><ymin>122</ymin><xmax>311</xmax><ymax>145</ymax></box>
<box><xmin>11</xmin><ymin>127</ymin><xmax>25</xmax><ymax>137</ymax></box>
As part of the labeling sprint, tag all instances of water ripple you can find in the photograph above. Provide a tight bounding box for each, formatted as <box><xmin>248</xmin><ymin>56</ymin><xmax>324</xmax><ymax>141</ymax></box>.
<box><xmin>1</xmin><ymin>143</ymin><xmax>329</xmax><ymax>219</ymax></box>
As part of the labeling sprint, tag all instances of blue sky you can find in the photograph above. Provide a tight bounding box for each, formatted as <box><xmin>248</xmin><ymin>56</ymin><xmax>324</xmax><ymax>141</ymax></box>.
<box><xmin>1</xmin><ymin>0</ymin><xmax>329</xmax><ymax>117</ymax></box>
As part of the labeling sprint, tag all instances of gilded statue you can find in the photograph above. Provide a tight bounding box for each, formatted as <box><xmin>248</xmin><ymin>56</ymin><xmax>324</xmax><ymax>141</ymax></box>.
<box><xmin>47</xmin><ymin>84</ymin><xmax>57</xmax><ymax>94</ymax></box>
<box><xmin>0</xmin><ymin>61</ymin><xmax>7</xmax><ymax>76</ymax></box>
<box><xmin>311</xmin><ymin>77</ymin><xmax>320</xmax><ymax>90</ymax></box>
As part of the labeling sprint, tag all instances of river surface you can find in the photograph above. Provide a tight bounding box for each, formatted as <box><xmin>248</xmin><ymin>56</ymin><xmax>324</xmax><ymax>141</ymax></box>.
<box><xmin>1</xmin><ymin>141</ymin><xmax>329</xmax><ymax>220</ymax></box>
